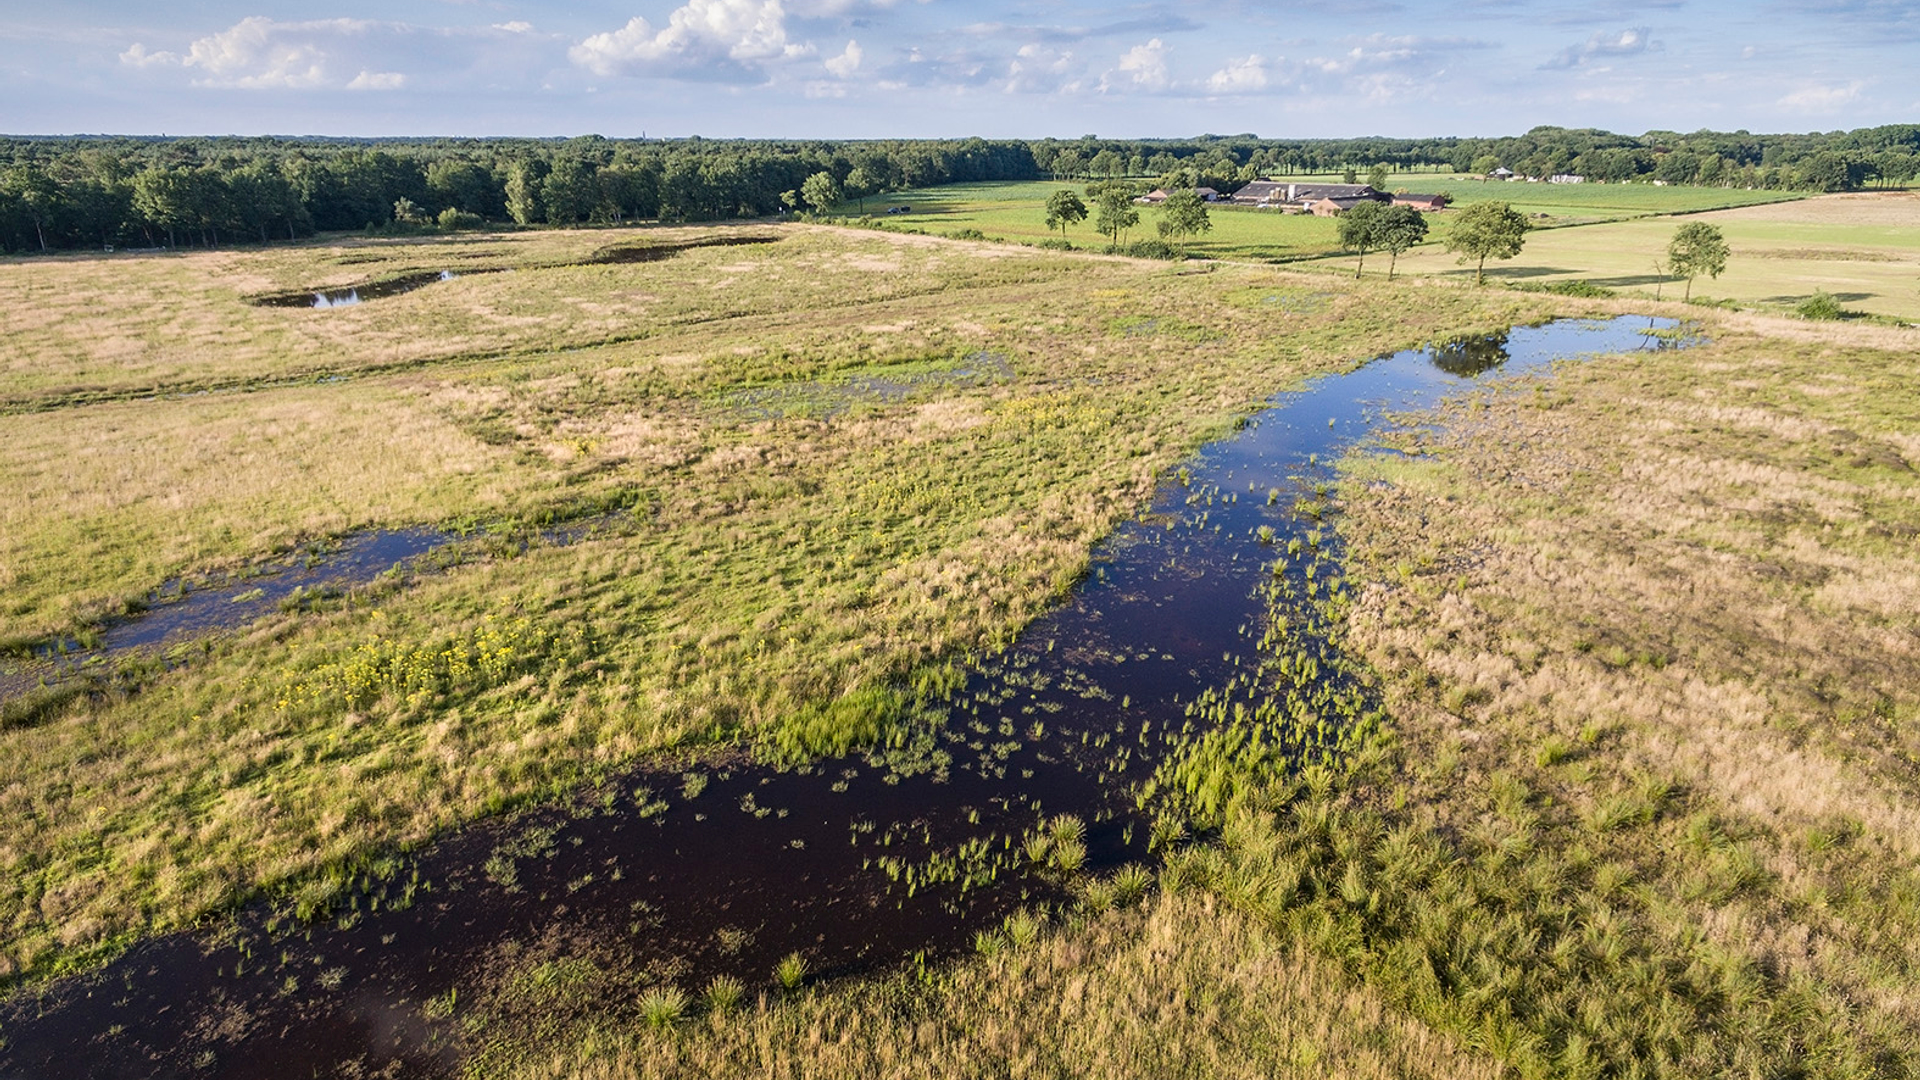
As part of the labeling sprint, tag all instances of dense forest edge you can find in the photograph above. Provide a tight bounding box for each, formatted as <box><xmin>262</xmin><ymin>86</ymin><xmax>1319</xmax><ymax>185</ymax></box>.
<box><xmin>1</xmin><ymin>124</ymin><xmax>1917</xmax><ymax>254</ymax></box>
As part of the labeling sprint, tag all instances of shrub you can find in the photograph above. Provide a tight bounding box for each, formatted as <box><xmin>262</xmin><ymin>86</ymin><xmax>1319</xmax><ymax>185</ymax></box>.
<box><xmin>1036</xmin><ymin>237</ymin><xmax>1074</xmax><ymax>251</ymax></box>
<box><xmin>1109</xmin><ymin>238</ymin><xmax>1182</xmax><ymax>260</ymax></box>
<box><xmin>1797</xmin><ymin>290</ymin><xmax>1845</xmax><ymax>320</ymax></box>
<box><xmin>436</xmin><ymin>208</ymin><xmax>485</xmax><ymax>231</ymax></box>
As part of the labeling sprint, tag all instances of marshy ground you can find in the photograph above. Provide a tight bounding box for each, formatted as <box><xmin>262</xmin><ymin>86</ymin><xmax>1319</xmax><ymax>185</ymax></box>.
<box><xmin>2</xmin><ymin>221</ymin><xmax>1916</xmax><ymax>1078</ymax></box>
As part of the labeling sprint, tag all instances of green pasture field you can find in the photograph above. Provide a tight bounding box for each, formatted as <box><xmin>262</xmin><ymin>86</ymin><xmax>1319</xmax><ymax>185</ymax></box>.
<box><xmin>844</xmin><ymin>178</ymin><xmax>1805</xmax><ymax>262</ymax></box>
<box><xmin>1322</xmin><ymin>192</ymin><xmax>1920</xmax><ymax>320</ymax></box>
<box><xmin>849</xmin><ymin>180</ymin><xmax>1345</xmax><ymax>261</ymax></box>
<box><xmin>0</xmin><ymin>223</ymin><xmax>1556</xmax><ymax>985</ymax></box>
<box><xmin>1428</xmin><ymin>175</ymin><xmax>1802</xmax><ymax>223</ymax></box>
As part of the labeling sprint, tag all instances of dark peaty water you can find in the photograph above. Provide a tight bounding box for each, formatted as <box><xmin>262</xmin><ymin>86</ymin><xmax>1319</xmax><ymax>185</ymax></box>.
<box><xmin>0</xmin><ymin>317</ymin><xmax>1691</xmax><ymax>1079</ymax></box>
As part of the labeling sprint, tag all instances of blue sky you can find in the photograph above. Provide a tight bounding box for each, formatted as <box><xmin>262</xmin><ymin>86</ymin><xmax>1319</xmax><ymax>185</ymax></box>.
<box><xmin>4</xmin><ymin>1</ymin><xmax>1915</xmax><ymax>138</ymax></box>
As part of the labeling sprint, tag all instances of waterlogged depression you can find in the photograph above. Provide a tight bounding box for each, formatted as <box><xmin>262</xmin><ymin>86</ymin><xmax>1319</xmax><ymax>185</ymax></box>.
<box><xmin>0</xmin><ymin>316</ymin><xmax>1692</xmax><ymax>1079</ymax></box>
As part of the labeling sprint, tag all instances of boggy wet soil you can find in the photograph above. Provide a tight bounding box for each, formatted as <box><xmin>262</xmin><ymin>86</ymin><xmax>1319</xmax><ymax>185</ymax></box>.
<box><xmin>250</xmin><ymin>234</ymin><xmax>783</xmax><ymax>309</ymax></box>
<box><xmin>0</xmin><ymin>317</ymin><xmax>1691</xmax><ymax>1079</ymax></box>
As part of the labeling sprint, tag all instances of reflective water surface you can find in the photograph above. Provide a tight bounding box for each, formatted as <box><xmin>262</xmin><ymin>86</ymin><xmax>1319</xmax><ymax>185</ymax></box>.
<box><xmin>0</xmin><ymin>317</ymin><xmax>1690</xmax><ymax>1079</ymax></box>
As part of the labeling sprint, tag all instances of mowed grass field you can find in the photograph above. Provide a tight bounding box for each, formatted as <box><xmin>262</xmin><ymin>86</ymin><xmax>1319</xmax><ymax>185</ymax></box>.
<box><xmin>846</xmin><ymin>178</ymin><xmax>1804</xmax><ymax>262</ymax></box>
<box><xmin>850</xmin><ymin>180</ymin><xmax>1345</xmax><ymax>260</ymax></box>
<box><xmin>0</xmin><ymin>223</ymin><xmax>1557</xmax><ymax>985</ymax></box>
<box><xmin>1332</xmin><ymin>192</ymin><xmax>1920</xmax><ymax>320</ymax></box>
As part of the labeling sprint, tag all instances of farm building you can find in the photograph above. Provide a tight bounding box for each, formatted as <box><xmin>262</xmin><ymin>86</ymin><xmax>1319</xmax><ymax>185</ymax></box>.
<box><xmin>1229</xmin><ymin>181</ymin><xmax>1389</xmax><ymax>211</ymax></box>
<box><xmin>1310</xmin><ymin>196</ymin><xmax>1383</xmax><ymax>217</ymax></box>
<box><xmin>1391</xmin><ymin>193</ymin><xmax>1450</xmax><ymax>210</ymax></box>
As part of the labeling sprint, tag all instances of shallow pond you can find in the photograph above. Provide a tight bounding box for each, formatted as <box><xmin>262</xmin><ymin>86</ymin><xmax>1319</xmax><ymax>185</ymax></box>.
<box><xmin>0</xmin><ymin>316</ymin><xmax>1691</xmax><ymax>1079</ymax></box>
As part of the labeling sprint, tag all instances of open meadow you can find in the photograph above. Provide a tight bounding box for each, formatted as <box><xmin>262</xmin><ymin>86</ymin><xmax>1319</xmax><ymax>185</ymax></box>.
<box><xmin>3</xmin><ymin>217</ymin><xmax>1917</xmax><ymax>1080</ymax></box>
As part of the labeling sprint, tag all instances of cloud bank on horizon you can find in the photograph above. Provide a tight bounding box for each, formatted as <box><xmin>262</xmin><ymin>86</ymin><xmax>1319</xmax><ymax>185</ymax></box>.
<box><xmin>7</xmin><ymin>0</ymin><xmax>1915</xmax><ymax>137</ymax></box>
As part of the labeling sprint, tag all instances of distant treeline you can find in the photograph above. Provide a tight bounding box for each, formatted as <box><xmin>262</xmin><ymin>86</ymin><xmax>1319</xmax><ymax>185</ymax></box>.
<box><xmin>1</xmin><ymin>125</ymin><xmax>1915</xmax><ymax>254</ymax></box>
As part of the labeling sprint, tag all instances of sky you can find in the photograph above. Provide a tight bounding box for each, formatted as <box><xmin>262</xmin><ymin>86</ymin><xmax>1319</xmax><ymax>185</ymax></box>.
<box><xmin>2</xmin><ymin>1</ymin><xmax>1915</xmax><ymax>139</ymax></box>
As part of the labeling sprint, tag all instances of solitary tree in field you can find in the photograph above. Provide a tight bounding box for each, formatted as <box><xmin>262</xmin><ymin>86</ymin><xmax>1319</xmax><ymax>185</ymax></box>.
<box><xmin>1666</xmin><ymin>221</ymin><xmax>1729</xmax><ymax>301</ymax></box>
<box><xmin>1445</xmin><ymin>201</ymin><xmax>1529</xmax><ymax>284</ymax></box>
<box><xmin>1372</xmin><ymin>203</ymin><xmax>1430</xmax><ymax>281</ymax></box>
<box><xmin>1044</xmin><ymin>189</ymin><xmax>1088</xmax><ymax>240</ymax></box>
<box><xmin>1156</xmin><ymin>189</ymin><xmax>1212</xmax><ymax>245</ymax></box>
<box><xmin>844</xmin><ymin>166</ymin><xmax>876</xmax><ymax>212</ymax></box>
<box><xmin>800</xmin><ymin>171</ymin><xmax>842</xmax><ymax>213</ymax></box>
<box><xmin>1338</xmin><ymin>201</ymin><xmax>1386</xmax><ymax>278</ymax></box>
<box><xmin>1367</xmin><ymin>162</ymin><xmax>1389</xmax><ymax>190</ymax></box>
<box><xmin>1092</xmin><ymin>186</ymin><xmax>1140</xmax><ymax>247</ymax></box>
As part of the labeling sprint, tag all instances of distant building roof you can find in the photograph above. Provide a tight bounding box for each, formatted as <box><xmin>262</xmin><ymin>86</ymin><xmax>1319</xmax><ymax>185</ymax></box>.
<box><xmin>1136</xmin><ymin>185</ymin><xmax>1220</xmax><ymax>204</ymax></box>
<box><xmin>1230</xmin><ymin>181</ymin><xmax>1385</xmax><ymax>207</ymax></box>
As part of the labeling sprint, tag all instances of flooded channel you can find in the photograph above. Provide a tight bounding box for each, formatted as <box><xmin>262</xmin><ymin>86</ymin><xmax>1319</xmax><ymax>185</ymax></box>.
<box><xmin>0</xmin><ymin>317</ymin><xmax>1691</xmax><ymax>1079</ymax></box>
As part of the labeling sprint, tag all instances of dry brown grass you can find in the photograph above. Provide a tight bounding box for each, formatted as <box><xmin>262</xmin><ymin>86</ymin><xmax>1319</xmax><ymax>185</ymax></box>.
<box><xmin>510</xmin><ymin>894</ymin><xmax>1491</xmax><ymax>1080</ymax></box>
<box><xmin>1335</xmin><ymin>314</ymin><xmax>1920</xmax><ymax>1059</ymax></box>
<box><xmin>1705</xmin><ymin>191</ymin><xmax>1920</xmax><ymax>228</ymax></box>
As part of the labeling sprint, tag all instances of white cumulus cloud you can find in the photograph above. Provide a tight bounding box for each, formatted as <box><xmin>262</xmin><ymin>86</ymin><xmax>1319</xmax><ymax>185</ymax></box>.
<box><xmin>1777</xmin><ymin>80</ymin><xmax>1863</xmax><ymax>112</ymax></box>
<box><xmin>1207</xmin><ymin>54</ymin><xmax>1268</xmax><ymax>94</ymax></box>
<box><xmin>1101</xmin><ymin>37</ymin><xmax>1169</xmax><ymax>92</ymax></box>
<box><xmin>184</xmin><ymin>16</ymin><xmax>348</xmax><ymax>88</ymax></box>
<box><xmin>1543</xmin><ymin>26</ymin><xmax>1657</xmax><ymax>70</ymax></box>
<box><xmin>825</xmin><ymin>38</ymin><xmax>862</xmax><ymax>77</ymax></box>
<box><xmin>1006</xmin><ymin>43</ymin><xmax>1082</xmax><ymax>93</ymax></box>
<box><xmin>119</xmin><ymin>42</ymin><xmax>181</xmax><ymax>68</ymax></box>
<box><xmin>346</xmin><ymin>70</ymin><xmax>407</xmax><ymax>90</ymax></box>
<box><xmin>570</xmin><ymin>0</ymin><xmax>814</xmax><ymax>82</ymax></box>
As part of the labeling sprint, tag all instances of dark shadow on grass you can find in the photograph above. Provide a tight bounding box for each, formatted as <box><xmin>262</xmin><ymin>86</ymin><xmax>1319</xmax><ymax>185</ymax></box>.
<box><xmin>1585</xmin><ymin>274</ymin><xmax>1678</xmax><ymax>288</ymax></box>
<box><xmin>1761</xmin><ymin>291</ymin><xmax>1876</xmax><ymax>303</ymax></box>
<box><xmin>1473</xmin><ymin>266</ymin><xmax>1594</xmax><ymax>280</ymax></box>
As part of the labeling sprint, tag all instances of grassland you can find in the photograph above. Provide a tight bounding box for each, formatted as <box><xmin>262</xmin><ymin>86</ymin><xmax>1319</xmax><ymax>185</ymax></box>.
<box><xmin>1342</xmin><ymin>192</ymin><xmax>1920</xmax><ymax>320</ymax></box>
<box><xmin>850</xmin><ymin>179</ymin><xmax>1802</xmax><ymax>262</ymax></box>
<box><xmin>506</xmin><ymin>894</ymin><xmax>1494</xmax><ymax>1080</ymax></box>
<box><xmin>7</xmin><ymin>214</ymin><xmax>1917</xmax><ymax>1079</ymax></box>
<box><xmin>495</xmin><ymin>307</ymin><xmax>1920</xmax><ymax>1079</ymax></box>
<box><xmin>855</xmin><ymin>180</ymin><xmax>1347</xmax><ymax>260</ymax></box>
<box><xmin>0</xmin><ymin>224</ymin><xmax>1558</xmax><ymax>986</ymax></box>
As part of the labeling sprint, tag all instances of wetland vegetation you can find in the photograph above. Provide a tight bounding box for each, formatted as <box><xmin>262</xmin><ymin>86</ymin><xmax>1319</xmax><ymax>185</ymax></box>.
<box><xmin>2</xmin><ymin>166</ymin><xmax>1917</xmax><ymax>1079</ymax></box>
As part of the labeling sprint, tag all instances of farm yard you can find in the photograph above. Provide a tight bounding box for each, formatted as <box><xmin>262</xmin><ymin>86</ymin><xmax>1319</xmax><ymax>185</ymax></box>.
<box><xmin>2</xmin><ymin>203</ymin><xmax>1917</xmax><ymax>1080</ymax></box>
